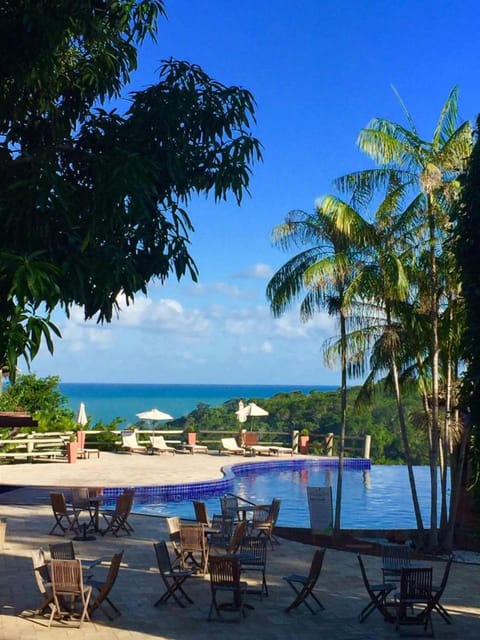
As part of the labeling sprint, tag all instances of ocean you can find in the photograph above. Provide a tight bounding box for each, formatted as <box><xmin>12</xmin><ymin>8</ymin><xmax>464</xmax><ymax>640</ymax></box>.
<box><xmin>59</xmin><ymin>383</ymin><xmax>338</xmax><ymax>427</ymax></box>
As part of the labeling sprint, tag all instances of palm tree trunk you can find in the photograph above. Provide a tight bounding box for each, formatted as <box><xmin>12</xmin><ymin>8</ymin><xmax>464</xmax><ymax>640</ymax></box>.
<box><xmin>390</xmin><ymin>356</ymin><xmax>425</xmax><ymax>536</ymax></box>
<box><xmin>334</xmin><ymin>311</ymin><xmax>347</xmax><ymax>534</ymax></box>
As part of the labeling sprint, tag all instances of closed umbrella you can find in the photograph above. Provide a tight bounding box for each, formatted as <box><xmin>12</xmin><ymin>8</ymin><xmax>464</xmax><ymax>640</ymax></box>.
<box><xmin>76</xmin><ymin>402</ymin><xmax>88</xmax><ymax>427</ymax></box>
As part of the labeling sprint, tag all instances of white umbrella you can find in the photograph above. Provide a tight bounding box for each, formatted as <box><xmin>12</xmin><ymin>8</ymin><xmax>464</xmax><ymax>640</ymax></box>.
<box><xmin>235</xmin><ymin>401</ymin><xmax>269</xmax><ymax>430</ymax></box>
<box><xmin>236</xmin><ymin>400</ymin><xmax>248</xmax><ymax>424</ymax></box>
<box><xmin>136</xmin><ymin>408</ymin><xmax>174</xmax><ymax>421</ymax></box>
<box><xmin>235</xmin><ymin>402</ymin><xmax>269</xmax><ymax>419</ymax></box>
<box><xmin>76</xmin><ymin>402</ymin><xmax>88</xmax><ymax>427</ymax></box>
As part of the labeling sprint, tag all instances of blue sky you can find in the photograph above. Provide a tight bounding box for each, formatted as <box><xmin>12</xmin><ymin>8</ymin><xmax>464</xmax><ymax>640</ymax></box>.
<box><xmin>30</xmin><ymin>0</ymin><xmax>480</xmax><ymax>385</ymax></box>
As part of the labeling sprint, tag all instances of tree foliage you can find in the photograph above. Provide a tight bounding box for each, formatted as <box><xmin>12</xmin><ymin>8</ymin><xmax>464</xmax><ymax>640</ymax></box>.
<box><xmin>0</xmin><ymin>1</ymin><xmax>261</xmax><ymax>378</ymax></box>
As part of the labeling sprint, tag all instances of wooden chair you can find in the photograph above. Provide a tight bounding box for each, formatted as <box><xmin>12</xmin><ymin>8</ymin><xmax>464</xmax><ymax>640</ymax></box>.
<box><xmin>382</xmin><ymin>543</ymin><xmax>412</xmax><ymax>582</ymax></box>
<box><xmin>100</xmin><ymin>490</ymin><xmax>135</xmax><ymax>537</ymax></box>
<box><xmin>150</xmin><ymin>435</ymin><xmax>176</xmax><ymax>454</ymax></box>
<box><xmin>120</xmin><ymin>430</ymin><xmax>148</xmax><ymax>454</ymax></box>
<box><xmin>179</xmin><ymin>523</ymin><xmax>209</xmax><ymax>575</ymax></box>
<box><xmin>208</xmin><ymin>515</ymin><xmax>234</xmax><ymax>551</ymax></box>
<box><xmin>48</xmin><ymin>559</ymin><xmax>92</xmax><ymax>628</ymax></box>
<box><xmin>207</xmin><ymin>555</ymin><xmax>248</xmax><ymax>621</ymax></box>
<box><xmin>357</xmin><ymin>554</ymin><xmax>396</xmax><ymax>622</ymax></box>
<box><xmin>238</xmin><ymin>535</ymin><xmax>268</xmax><ymax>597</ymax></box>
<box><xmin>250</xmin><ymin>498</ymin><xmax>281</xmax><ymax>547</ymax></box>
<box><xmin>68</xmin><ymin>487</ymin><xmax>96</xmax><ymax>531</ymax></box>
<box><xmin>48</xmin><ymin>492</ymin><xmax>79</xmax><ymax>536</ymax></box>
<box><xmin>226</xmin><ymin>520</ymin><xmax>248</xmax><ymax>554</ymax></box>
<box><xmin>31</xmin><ymin>548</ymin><xmax>53</xmax><ymax>615</ymax></box>
<box><xmin>220</xmin><ymin>495</ymin><xmax>240</xmax><ymax>522</ymax></box>
<box><xmin>87</xmin><ymin>550</ymin><xmax>124</xmax><ymax>620</ymax></box>
<box><xmin>283</xmin><ymin>548</ymin><xmax>325</xmax><ymax>614</ymax></box>
<box><xmin>431</xmin><ymin>557</ymin><xmax>453</xmax><ymax>624</ymax></box>
<box><xmin>153</xmin><ymin>541</ymin><xmax>194</xmax><ymax>608</ymax></box>
<box><xmin>394</xmin><ymin>567</ymin><xmax>434</xmax><ymax>635</ymax></box>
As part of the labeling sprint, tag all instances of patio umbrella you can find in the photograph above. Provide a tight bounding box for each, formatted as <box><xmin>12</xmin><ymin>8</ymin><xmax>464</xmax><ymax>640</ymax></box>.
<box><xmin>136</xmin><ymin>408</ymin><xmax>174</xmax><ymax>421</ymax></box>
<box><xmin>76</xmin><ymin>402</ymin><xmax>88</xmax><ymax>428</ymax></box>
<box><xmin>136</xmin><ymin>408</ymin><xmax>174</xmax><ymax>434</ymax></box>
<box><xmin>235</xmin><ymin>401</ymin><xmax>269</xmax><ymax>430</ymax></box>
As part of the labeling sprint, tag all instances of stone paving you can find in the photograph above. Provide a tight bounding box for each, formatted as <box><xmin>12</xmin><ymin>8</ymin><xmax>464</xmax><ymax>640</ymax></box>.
<box><xmin>0</xmin><ymin>452</ymin><xmax>479</xmax><ymax>639</ymax></box>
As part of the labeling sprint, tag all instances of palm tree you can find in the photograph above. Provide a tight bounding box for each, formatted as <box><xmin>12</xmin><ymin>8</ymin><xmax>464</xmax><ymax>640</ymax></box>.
<box><xmin>335</xmin><ymin>86</ymin><xmax>472</xmax><ymax>548</ymax></box>
<box><xmin>266</xmin><ymin>205</ymin><xmax>359</xmax><ymax>534</ymax></box>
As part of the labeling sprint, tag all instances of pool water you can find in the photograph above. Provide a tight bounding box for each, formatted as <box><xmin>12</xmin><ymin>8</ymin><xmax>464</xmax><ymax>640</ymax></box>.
<box><xmin>132</xmin><ymin>464</ymin><xmax>447</xmax><ymax>530</ymax></box>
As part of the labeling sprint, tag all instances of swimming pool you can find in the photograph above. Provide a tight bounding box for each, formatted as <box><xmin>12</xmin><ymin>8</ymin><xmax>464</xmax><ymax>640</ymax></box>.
<box><xmin>121</xmin><ymin>460</ymin><xmax>446</xmax><ymax>530</ymax></box>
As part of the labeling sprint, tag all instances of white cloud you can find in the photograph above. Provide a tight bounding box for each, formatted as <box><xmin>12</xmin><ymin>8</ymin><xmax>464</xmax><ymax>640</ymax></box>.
<box><xmin>234</xmin><ymin>263</ymin><xmax>274</xmax><ymax>279</ymax></box>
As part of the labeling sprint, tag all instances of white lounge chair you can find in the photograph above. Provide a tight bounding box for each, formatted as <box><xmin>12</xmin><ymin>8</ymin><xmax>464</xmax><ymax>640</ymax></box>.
<box><xmin>150</xmin><ymin>435</ymin><xmax>176</xmax><ymax>455</ymax></box>
<box><xmin>220</xmin><ymin>437</ymin><xmax>245</xmax><ymax>455</ymax></box>
<box><xmin>120</xmin><ymin>430</ymin><xmax>148</xmax><ymax>454</ymax></box>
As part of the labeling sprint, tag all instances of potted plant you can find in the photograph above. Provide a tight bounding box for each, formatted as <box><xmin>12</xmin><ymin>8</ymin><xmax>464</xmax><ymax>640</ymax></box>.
<box><xmin>66</xmin><ymin>432</ymin><xmax>78</xmax><ymax>463</ymax></box>
<box><xmin>299</xmin><ymin>428</ymin><xmax>310</xmax><ymax>454</ymax></box>
<box><xmin>186</xmin><ymin>425</ymin><xmax>197</xmax><ymax>446</ymax></box>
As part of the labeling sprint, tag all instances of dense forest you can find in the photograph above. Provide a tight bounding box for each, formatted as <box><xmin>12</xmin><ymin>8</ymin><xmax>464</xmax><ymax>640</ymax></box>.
<box><xmin>171</xmin><ymin>386</ymin><xmax>426</xmax><ymax>464</ymax></box>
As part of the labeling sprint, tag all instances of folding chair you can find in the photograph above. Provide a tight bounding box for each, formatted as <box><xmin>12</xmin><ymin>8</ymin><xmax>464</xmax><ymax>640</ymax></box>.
<box><xmin>283</xmin><ymin>548</ymin><xmax>325</xmax><ymax>613</ymax></box>
<box><xmin>100</xmin><ymin>490</ymin><xmax>135</xmax><ymax>537</ymax></box>
<box><xmin>250</xmin><ymin>498</ymin><xmax>281</xmax><ymax>547</ymax></box>
<box><xmin>166</xmin><ymin>516</ymin><xmax>182</xmax><ymax>567</ymax></box>
<box><xmin>48</xmin><ymin>559</ymin><xmax>92</xmax><ymax>628</ymax></box>
<box><xmin>208</xmin><ymin>515</ymin><xmax>234</xmax><ymax>552</ymax></box>
<box><xmin>208</xmin><ymin>555</ymin><xmax>248</xmax><ymax>621</ymax></box>
<box><xmin>179</xmin><ymin>523</ymin><xmax>209</xmax><ymax>575</ymax></box>
<box><xmin>226</xmin><ymin>520</ymin><xmax>248</xmax><ymax>554</ymax></box>
<box><xmin>382</xmin><ymin>543</ymin><xmax>412</xmax><ymax>582</ymax></box>
<box><xmin>153</xmin><ymin>541</ymin><xmax>194</xmax><ymax>608</ymax></box>
<box><xmin>31</xmin><ymin>548</ymin><xmax>53</xmax><ymax>615</ymax></box>
<box><xmin>238</xmin><ymin>535</ymin><xmax>268</xmax><ymax>597</ymax></box>
<box><xmin>69</xmin><ymin>487</ymin><xmax>96</xmax><ymax>532</ymax></box>
<box><xmin>48</xmin><ymin>492</ymin><xmax>79</xmax><ymax>536</ymax></box>
<box><xmin>395</xmin><ymin>567</ymin><xmax>434</xmax><ymax>635</ymax></box>
<box><xmin>87</xmin><ymin>550</ymin><xmax>124</xmax><ymax>620</ymax></box>
<box><xmin>357</xmin><ymin>554</ymin><xmax>396</xmax><ymax>622</ymax></box>
<box><xmin>431</xmin><ymin>557</ymin><xmax>453</xmax><ymax>624</ymax></box>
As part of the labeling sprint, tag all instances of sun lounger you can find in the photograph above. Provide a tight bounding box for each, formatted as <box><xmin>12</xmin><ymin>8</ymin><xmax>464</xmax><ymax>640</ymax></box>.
<box><xmin>120</xmin><ymin>430</ymin><xmax>148</xmax><ymax>454</ymax></box>
<box><xmin>220</xmin><ymin>437</ymin><xmax>245</xmax><ymax>455</ymax></box>
<box><xmin>150</xmin><ymin>435</ymin><xmax>176</xmax><ymax>455</ymax></box>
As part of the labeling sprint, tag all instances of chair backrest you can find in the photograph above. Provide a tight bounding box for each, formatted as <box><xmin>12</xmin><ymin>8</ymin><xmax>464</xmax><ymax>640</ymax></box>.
<box><xmin>239</xmin><ymin>535</ymin><xmax>268</xmax><ymax>565</ymax></box>
<box><xmin>270</xmin><ymin>498</ymin><xmax>281</xmax><ymax>525</ymax></box>
<box><xmin>180</xmin><ymin>523</ymin><xmax>206</xmax><ymax>552</ymax></box>
<box><xmin>95</xmin><ymin>551</ymin><xmax>124</xmax><ymax>601</ymax></box>
<box><xmin>50</xmin><ymin>558</ymin><xmax>84</xmax><ymax>596</ymax></box>
<box><xmin>220</xmin><ymin>495</ymin><xmax>239</xmax><ymax>520</ymax></box>
<box><xmin>115</xmin><ymin>490</ymin><xmax>134</xmax><ymax>515</ymax></box>
<box><xmin>209</xmin><ymin>554</ymin><xmax>241</xmax><ymax>587</ymax></box>
<box><xmin>357</xmin><ymin>554</ymin><xmax>372</xmax><ymax>592</ymax></box>
<box><xmin>150</xmin><ymin>435</ymin><xmax>170</xmax><ymax>449</ymax></box>
<box><xmin>226</xmin><ymin>520</ymin><xmax>247</xmax><ymax>553</ymax></box>
<box><xmin>382</xmin><ymin>544</ymin><xmax>411</xmax><ymax>571</ymax></box>
<box><xmin>251</xmin><ymin>504</ymin><xmax>271</xmax><ymax>527</ymax></box>
<box><xmin>399</xmin><ymin>567</ymin><xmax>433</xmax><ymax>601</ymax></box>
<box><xmin>166</xmin><ymin>516</ymin><xmax>181</xmax><ymax>542</ymax></box>
<box><xmin>32</xmin><ymin>548</ymin><xmax>50</xmax><ymax>595</ymax></box>
<box><xmin>307</xmin><ymin>548</ymin><xmax>325</xmax><ymax>584</ymax></box>
<box><xmin>154</xmin><ymin>541</ymin><xmax>173</xmax><ymax>573</ymax></box>
<box><xmin>209</xmin><ymin>515</ymin><xmax>234</xmax><ymax>548</ymax></box>
<box><xmin>50</xmin><ymin>541</ymin><xmax>75</xmax><ymax>560</ymax></box>
<box><xmin>70</xmin><ymin>487</ymin><xmax>91</xmax><ymax>509</ymax></box>
<box><xmin>221</xmin><ymin>437</ymin><xmax>241</xmax><ymax>450</ymax></box>
<box><xmin>121</xmin><ymin>431</ymin><xmax>139</xmax><ymax>447</ymax></box>
<box><xmin>50</xmin><ymin>492</ymin><xmax>68</xmax><ymax>514</ymax></box>
<box><xmin>193</xmin><ymin>501</ymin><xmax>210</xmax><ymax>527</ymax></box>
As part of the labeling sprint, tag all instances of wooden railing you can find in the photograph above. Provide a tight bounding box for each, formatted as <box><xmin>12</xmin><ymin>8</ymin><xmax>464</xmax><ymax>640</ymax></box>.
<box><xmin>0</xmin><ymin>429</ymin><xmax>371</xmax><ymax>461</ymax></box>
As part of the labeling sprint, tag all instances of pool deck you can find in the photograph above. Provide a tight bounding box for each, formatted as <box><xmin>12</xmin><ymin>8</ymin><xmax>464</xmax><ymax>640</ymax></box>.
<box><xmin>0</xmin><ymin>452</ymin><xmax>479</xmax><ymax>639</ymax></box>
